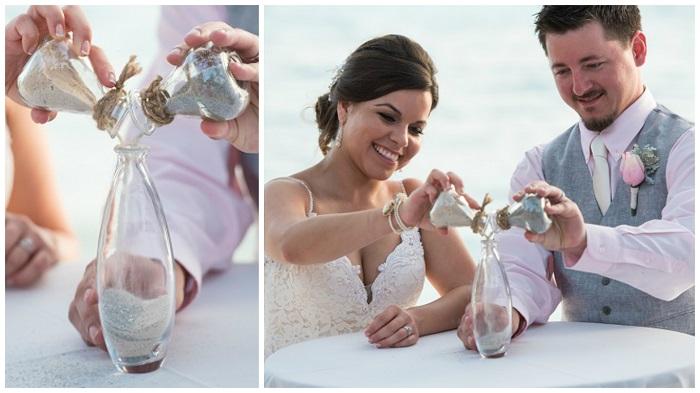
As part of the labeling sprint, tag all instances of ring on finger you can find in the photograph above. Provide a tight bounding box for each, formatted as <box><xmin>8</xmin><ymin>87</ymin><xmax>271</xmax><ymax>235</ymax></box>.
<box><xmin>19</xmin><ymin>237</ymin><xmax>35</xmax><ymax>253</ymax></box>
<box><xmin>242</xmin><ymin>52</ymin><xmax>259</xmax><ymax>63</ymax></box>
<box><xmin>402</xmin><ymin>325</ymin><xmax>413</xmax><ymax>337</ymax></box>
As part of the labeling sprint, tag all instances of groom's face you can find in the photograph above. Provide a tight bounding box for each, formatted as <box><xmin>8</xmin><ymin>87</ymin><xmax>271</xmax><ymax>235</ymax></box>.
<box><xmin>545</xmin><ymin>21</ymin><xmax>645</xmax><ymax>131</ymax></box>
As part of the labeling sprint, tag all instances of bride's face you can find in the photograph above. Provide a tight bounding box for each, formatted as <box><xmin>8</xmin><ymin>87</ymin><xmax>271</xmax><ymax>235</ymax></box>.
<box><xmin>337</xmin><ymin>89</ymin><xmax>432</xmax><ymax>180</ymax></box>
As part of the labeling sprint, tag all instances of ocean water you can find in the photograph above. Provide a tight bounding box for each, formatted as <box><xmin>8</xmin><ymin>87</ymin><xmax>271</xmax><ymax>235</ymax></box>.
<box><xmin>264</xmin><ymin>6</ymin><xmax>695</xmax><ymax>311</ymax></box>
<box><xmin>5</xmin><ymin>5</ymin><xmax>257</xmax><ymax>266</ymax></box>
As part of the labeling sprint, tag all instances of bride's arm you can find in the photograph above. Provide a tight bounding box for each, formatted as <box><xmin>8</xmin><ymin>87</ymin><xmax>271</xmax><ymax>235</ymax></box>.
<box><xmin>264</xmin><ymin>179</ymin><xmax>394</xmax><ymax>265</ymax></box>
<box><xmin>264</xmin><ymin>169</ymin><xmax>458</xmax><ymax>265</ymax></box>
<box><xmin>409</xmin><ymin>227</ymin><xmax>475</xmax><ymax>335</ymax></box>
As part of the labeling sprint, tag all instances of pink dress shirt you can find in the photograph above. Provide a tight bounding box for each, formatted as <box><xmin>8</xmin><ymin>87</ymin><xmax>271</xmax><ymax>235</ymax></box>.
<box><xmin>124</xmin><ymin>6</ymin><xmax>256</xmax><ymax>309</ymax></box>
<box><xmin>499</xmin><ymin>88</ymin><xmax>695</xmax><ymax>331</ymax></box>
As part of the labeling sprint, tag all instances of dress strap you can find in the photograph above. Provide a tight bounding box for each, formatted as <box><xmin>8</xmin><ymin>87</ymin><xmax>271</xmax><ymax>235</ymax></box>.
<box><xmin>399</xmin><ymin>179</ymin><xmax>408</xmax><ymax>195</ymax></box>
<box><xmin>270</xmin><ymin>177</ymin><xmax>315</xmax><ymax>216</ymax></box>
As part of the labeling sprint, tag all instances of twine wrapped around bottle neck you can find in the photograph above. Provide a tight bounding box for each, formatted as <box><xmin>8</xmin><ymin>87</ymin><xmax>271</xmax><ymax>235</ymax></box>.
<box><xmin>93</xmin><ymin>56</ymin><xmax>142</xmax><ymax>131</ymax></box>
<box><xmin>141</xmin><ymin>76</ymin><xmax>175</xmax><ymax>125</ymax></box>
<box><xmin>496</xmin><ymin>206</ymin><xmax>511</xmax><ymax>231</ymax></box>
<box><xmin>470</xmin><ymin>193</ymin><xmax>494</xmax><ymax>235</ymax></box>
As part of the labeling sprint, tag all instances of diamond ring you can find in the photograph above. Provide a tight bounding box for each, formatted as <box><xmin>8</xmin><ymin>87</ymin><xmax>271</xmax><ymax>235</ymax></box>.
<box><xmin>19</xmin><ymin>237</ymin><xmax>35</xmax><ymax>253</ymax></box>
<box><xmin>403</xmin><ymin>325</ymin><xmax>413</xmax><ymax>337</ymax></box>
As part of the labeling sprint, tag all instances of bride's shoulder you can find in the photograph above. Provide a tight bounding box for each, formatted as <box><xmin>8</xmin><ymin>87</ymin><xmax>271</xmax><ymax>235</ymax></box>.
<box><xmin>265</xmin><ymin>175</ymin><xmax>314</xmax><ymax>205</ymax></box>
<box><xmin>397</xmin><ymin>178</ymin><xmax>423</xmax><ymax>194</ymax></box>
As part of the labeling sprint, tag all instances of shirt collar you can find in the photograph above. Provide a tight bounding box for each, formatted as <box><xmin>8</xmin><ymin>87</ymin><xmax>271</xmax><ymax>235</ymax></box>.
<box><xmin>580</xmin><ymin>88</ymin><xmax>657</xmax><ymax>163</ymax></box>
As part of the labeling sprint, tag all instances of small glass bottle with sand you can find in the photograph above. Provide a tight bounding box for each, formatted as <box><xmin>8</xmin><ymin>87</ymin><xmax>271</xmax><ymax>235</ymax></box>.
<box><xmin>16</xmin><ymin>37</ymin><xmax>125</xmax><ymax>138</ymax></box>
<box><xmin>102</xmin><ymin>42</ymin><xmax>250</xmax><ymax>144</ymax></box>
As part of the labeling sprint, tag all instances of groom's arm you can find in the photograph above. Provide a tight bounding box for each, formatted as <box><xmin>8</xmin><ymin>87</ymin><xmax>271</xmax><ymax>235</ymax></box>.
<box><xmin>498</xmin><ymin>145</ymin><xmax>563</xmax><ymax>335</ymax></box>
<box><xmin>565</xmin><ymin>128</ymin><xmax>694</xmax><ymax>301</ymax></box>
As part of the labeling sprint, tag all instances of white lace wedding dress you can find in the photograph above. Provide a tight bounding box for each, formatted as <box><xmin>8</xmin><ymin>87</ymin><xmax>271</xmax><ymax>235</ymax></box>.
<box><xmin>264</xmin><ymin>177</ymin><xmax>426</xmax><ymax>357</ymax></box>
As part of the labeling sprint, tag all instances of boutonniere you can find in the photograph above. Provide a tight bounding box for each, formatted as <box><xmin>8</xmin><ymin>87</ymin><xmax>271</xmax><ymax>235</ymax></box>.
<box><xmin>620</xmin><ymin>144</ymin><xmax>660</xmax><ymax>216</ymax></box>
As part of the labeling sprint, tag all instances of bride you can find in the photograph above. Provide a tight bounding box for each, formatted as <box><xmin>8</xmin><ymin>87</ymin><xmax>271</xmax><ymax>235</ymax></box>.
<box><xmin>264</xmin><ymin>34</ymin><xmax>478</xmax><ymax>357</ymax></box>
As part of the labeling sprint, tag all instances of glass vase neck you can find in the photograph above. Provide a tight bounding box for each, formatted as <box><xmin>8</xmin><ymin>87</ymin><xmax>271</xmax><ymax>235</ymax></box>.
<box><xmin>109</xmin><ymin>91</ymin><xmax>157</xmax><ymax>143</ymax></box>
<box><xmin>114</xmin><ymin>144</ymin><xmax>149</xmax><ymax>160</ymax></box>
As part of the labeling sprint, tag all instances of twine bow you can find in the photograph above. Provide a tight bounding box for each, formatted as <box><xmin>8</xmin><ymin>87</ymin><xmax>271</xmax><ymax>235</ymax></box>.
<box><xmin>470</xmin><ymin>193</ymin><xmax>494</xmax><ymax>235</ymax></box>
<box><xmin>93</xmin><ymin>56</ymin><xmax>142</xmax><ymax>132</ymax></box>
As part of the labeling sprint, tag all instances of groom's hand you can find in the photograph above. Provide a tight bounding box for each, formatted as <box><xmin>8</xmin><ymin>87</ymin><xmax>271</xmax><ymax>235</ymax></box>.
<box><xmin>457</xmin><ymin>304</ymin><xmax>522</xmax><ymax>351</ymax></box>
<box><xmin>514</xmin><ymin>181</ymin><xmax>587</xmax><ymax>265</ymax></box>
<box><xmin>167</xmin><ymin>21</ymin><xmax>259</xmax><ymax>153</ymax></box>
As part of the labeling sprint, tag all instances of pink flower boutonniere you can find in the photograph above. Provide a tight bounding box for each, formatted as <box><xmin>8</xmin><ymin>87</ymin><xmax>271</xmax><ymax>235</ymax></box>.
<box><xmin>620</xmin><ymin>144</ymin><xmax>660</xmax><ymax>216</ymax></box>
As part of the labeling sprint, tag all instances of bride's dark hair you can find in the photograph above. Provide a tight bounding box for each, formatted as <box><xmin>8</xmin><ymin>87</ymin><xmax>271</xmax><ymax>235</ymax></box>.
<box><xmin>314</xmin><ymin>34</ymin><xmax>439</xmax><ymax>155</ymax></box>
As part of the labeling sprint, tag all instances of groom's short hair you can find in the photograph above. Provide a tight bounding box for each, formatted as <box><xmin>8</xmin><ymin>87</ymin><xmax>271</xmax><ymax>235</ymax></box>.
<box><xmin>534</xmin><ymin>6</ymin><xmax>642</xmax><ymax>54</ymax></box>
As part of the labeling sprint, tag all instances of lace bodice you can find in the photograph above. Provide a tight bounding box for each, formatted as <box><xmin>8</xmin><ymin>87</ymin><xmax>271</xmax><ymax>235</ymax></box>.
<box><xmin>264</xmin><ymin>178</ymin><xmax>426</xmax><ymax>357</ymax></box>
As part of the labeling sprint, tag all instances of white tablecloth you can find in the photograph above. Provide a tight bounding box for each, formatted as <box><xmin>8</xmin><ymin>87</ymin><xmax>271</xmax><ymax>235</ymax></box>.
<box><xmin>6</xmin><ymin>261</ymin><xmax>258</xmax><ymax>387</ymax></box>
<box><xmin>265</xmin><ymin>321</ymin><xmax>694</xmax><ymax>388</ymax></box>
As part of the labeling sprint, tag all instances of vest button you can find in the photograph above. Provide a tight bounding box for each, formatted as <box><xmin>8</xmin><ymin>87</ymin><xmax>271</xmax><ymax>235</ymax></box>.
<box><xmin>601</xmin><ymin>277</ymin><xmax>611</xmax><ymax>286</ymax></box>
<box><xmin>602</xmin><ymin>306</ymin><xmax>612</xmax><ymax>315</ymax></box>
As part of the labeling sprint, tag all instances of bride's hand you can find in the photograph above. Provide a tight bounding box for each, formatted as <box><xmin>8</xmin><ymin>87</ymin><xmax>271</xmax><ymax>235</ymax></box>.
<box><xmin>364</xmin><ymin>305</ymin><xmax>419</xmax><ymax>348</ymax></box>
<box><xmin>399</xmin><ymin>169</ymin><xmax>480</xmax><ymax>233</ymax></box>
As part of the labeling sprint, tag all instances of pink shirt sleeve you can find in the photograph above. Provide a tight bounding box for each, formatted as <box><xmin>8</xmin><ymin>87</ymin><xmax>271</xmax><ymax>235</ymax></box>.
<box><xmin>498</xmin><ymin>144</ymin><xmax>562</xmax><ymax>329</ymax></box>
<box><xmin>124</xmin><ymin>6</ymin><xmax>255</xmax><ymax>309</ymax></box>
<box><xmin>566</xmin><ymin>128</ymin><xmax>695</xmax><ymax>301</ymax></box>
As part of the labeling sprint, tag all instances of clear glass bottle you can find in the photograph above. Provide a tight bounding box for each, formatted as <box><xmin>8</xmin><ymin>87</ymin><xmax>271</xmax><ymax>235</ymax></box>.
<box><xmin>470</xmin><ymin>215</ymin><xmax>513</xmax><ymax>358</ymax></box>
<box><xmin>96</xmin><ymin>144</ymin><xmax>176</xmax><ymax>373</ymax></box>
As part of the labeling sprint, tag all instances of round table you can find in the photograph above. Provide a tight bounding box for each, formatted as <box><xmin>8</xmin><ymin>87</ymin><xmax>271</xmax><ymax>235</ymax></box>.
<box><xmin>265</xmin><ymin>321</ymin><xmax>694</xmax><ymax>387</ymax></box>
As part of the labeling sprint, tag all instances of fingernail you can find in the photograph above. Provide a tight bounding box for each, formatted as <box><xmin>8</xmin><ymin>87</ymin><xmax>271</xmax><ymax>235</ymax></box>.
<box><xmin>55</xmin><ymin>24</ymin><xmax>65</xmax><ymax>37</ymax></box>
<box><xmin>27</xmin><ymin>42</ymin><xmax>38</xmax><ymax>55</ymax></box>
<box><xmin>108</xmin><ymin>72</ymin><xmax>117</xmax><ymax>86</ymax></box>
<box><xmin>375</xmin><ymin>344</ymin><xmax>381</xmax><ymax>348</ymax></box>
<box><xmin>80</xmin><ymin>40</ymin><xmax>91</xmax><ymax>56</ymax></box>
<box><xmin>89</xmin><ymin>325</ymin><xmax>98</xmax><ymax>341</ymax></box>
<box><xmin>205</xmin><ymin>126</ymin><xmax>227</xmax><ymax>139</ymax></box>
<box><xmin>168</xmin><ymin>47</ymin><xmax>182</xmax><ymax>57</ymax></box>
<box><xmin>83</xmin><ymin>288</ymin><xmax>93</xmax><ymax>303</ymax></box>
<box><xmin>187</xmin><ymin>27</ymin><xmax>202</xmax><ymax>36</ymax></box>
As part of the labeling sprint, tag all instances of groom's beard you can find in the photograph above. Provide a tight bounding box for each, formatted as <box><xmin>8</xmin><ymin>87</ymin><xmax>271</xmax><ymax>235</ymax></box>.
<box><xmin>574</xmin><ymin>89</ymin><xmax>616</xmax><ymax>131</ymax></box>
<box><xmin>583</xmin><ymin>114</ymin><xmax>616</xmax><ymax>132</ymax></box>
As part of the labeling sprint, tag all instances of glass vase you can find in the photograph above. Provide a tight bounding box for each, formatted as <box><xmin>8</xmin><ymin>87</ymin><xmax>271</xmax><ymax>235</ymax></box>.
<box><xmin>96</xmin><ymin>144</ymin><xmax>176</xmax><ymax>373</ymax></box>
<box><xmin>470</xmin><ymin>218</ymin><xmax>513</xmax><ymax>358</ymax></box>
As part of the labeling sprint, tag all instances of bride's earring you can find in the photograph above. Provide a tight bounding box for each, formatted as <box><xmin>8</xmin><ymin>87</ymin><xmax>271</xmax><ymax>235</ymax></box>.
<box><xmin>335</xmin><ymin>127</ymin><xmax>343</xmax><ymax>149</ymax></box>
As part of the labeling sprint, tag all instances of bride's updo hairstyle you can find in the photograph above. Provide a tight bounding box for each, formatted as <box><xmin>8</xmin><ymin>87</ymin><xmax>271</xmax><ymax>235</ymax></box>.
<box><xmin>315</xmin><ymin>34</ymin><xmax>439</xmax><ymax>155</ymax></box>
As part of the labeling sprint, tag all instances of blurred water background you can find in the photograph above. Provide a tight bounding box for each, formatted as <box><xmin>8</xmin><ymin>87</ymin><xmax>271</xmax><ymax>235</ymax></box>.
<box><xmin>264</xmin><ymin>6</ymin><xmax>695</xmax><ymax>313</ymax></box>
<box><xmin>5</xmin><ymin>5</ymin><xmax>258</xmax><ymax>268</ymax></box>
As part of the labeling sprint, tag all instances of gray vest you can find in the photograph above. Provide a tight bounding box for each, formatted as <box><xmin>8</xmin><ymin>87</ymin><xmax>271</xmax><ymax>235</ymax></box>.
<box><xmin>542</xmin><ymin>104</ymin><xmax>694</xmax><ymax>335</ymax></box>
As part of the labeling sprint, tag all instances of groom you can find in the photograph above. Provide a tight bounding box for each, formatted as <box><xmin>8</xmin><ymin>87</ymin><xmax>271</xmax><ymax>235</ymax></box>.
<box><xmin>459</xmin><ymin>5</ymin><xmax>694</xmax><ymax>349</ymax></box>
